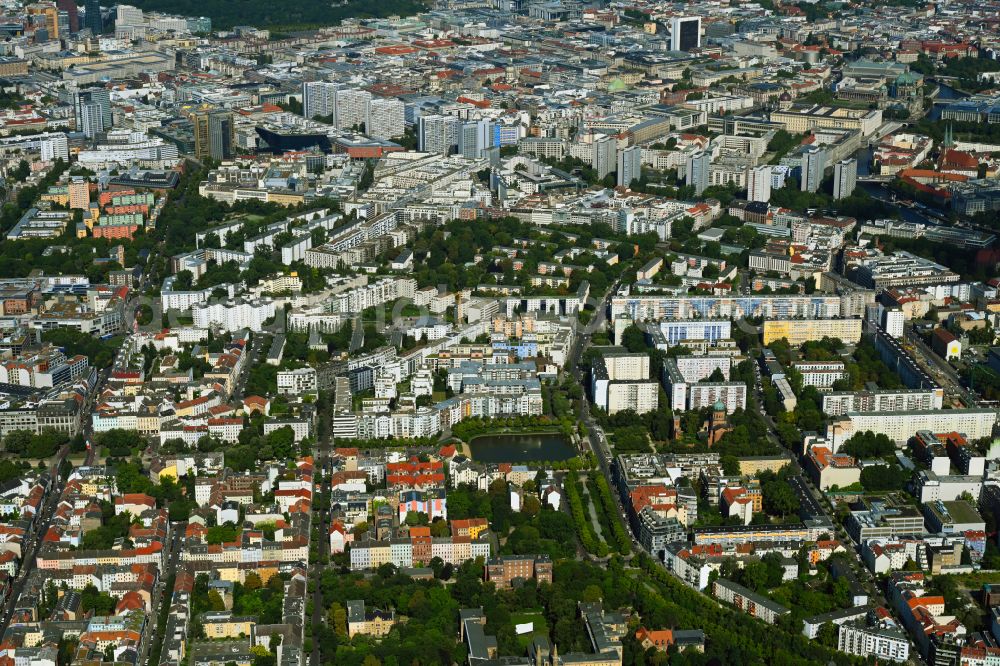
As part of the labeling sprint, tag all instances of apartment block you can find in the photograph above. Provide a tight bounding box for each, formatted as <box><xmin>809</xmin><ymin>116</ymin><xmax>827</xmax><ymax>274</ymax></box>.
<box><xmin>485</xmin><ymin>555</ymin><xmax>553</xmax><ymax>588</ymax></box>
<box><xmin>713</xmin><ymin>578</ymin><xmax>790</xmax><ymax>625</ymax></box>
<box><xmin>591</xmin><ymin>349</ymin><xmax>658</xmax><ymax>415</ymax></box>
<box><xmin>821</xmin><ymin>388</ymin><xmax>943</xmax><ymax>416</ymax></box>
<box><xmin>761</xmin><ymin>318</ymin><xmax>863</xmax><ymax>345</ymax></box>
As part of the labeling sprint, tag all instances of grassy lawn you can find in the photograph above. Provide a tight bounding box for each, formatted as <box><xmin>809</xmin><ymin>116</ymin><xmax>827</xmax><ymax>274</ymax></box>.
<box><xmin>935</xmin><ymin>571</ymin><xmax>1000</xmax><ymax>590</ymax></box>
<box><xmin>831</xmin><ymin>98</ymin><xmax>876</xmax><ymax>110</ymax></box>
<box><xmin>511</xmin><ymin>610</ymin><xmax>548</xmax><ymax>649</ymax></box>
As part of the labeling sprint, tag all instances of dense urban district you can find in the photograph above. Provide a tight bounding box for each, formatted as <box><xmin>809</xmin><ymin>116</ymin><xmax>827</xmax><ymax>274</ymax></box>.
<box><xmin>5</xmin><ymin>0</ymin><xmax>1000</xmax><ymax>665</ymax></box>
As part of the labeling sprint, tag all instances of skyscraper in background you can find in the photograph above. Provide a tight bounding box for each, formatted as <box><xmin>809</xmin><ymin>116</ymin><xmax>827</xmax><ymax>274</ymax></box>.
<box><xmin>670</xmin><ymin>16</ymin><xmax>701</xmax><ymax>51</ymax></box>
<box><xmin>193</xmin><ymin>110</ymin><xmax>235</xmax><ymax>161</ymax></box>
<box><xmin>73</xmin><ymin>88</ymin><xmax>111</xmax><ymax>137</ymax></box>
<box><xmin>418</xmin><ymin>114</ymin><xmax>460</xmax><ymax>155</ymax></box>
<box><xmin>208</xmin><ymin>112</ymin><xmax>235</xmax><ymax>161</ymax></box>
<box><xmin>79</xmin><ymin>102</ymin><xmax>104</xmax><ymax>138</ymax></box>
<box><xmin>366</xmin><ymin>98</ymin><xmax>405</xmax><ymax>140</ymax></box>
<box><xmin>333</xmin><ymin>88</ymin><xmax>372</xmax><ymax>131</ymax></box>
<box><xmin>801</xmin><ymin>146</ymin><xmax>827</xmax><ymax>193</ymax></box>
<box><xmin>302</xmin><ymin>81</ymin><xmax>338</xmax><ymax>121</ymax></box>
<box><xmin>56</xmin><ymin>0</ymin><xmax>79</xmax><ymax>32</ymax></box>
<box><xmin>686</xmin><ymin>150</ymin><xmax>710</xmax><ymax>196</ymax></box>
<box><xmin>458</xmin><ymin>119</ymin><xmax>493</xmax><ymax>159</ymax></box>
<box><xmin>748</xmin><ymin>165</ymin><xmax>772</xmax><ymax>202</ymax></box>
<box><xmin>84</xmin><ymin>0</ymin><xmax>102</xmax><ymax>34</ymax></box>
<box><xmin>617</xmin><ymin>146</ymin><xmax>642</xmax><ymax>187</ymax></box>
<box><xmin>27</xmin><ymin>3</ymin><xmax>60</xmax><ymax>39</ymax></box>
<box><xmin>833</xmin><ymin>158</ymin><xmax>858</xmax><ymax>200</ymax></box>
<box><xmin>592</xmin><ymin>135</ymin><xmax>616</xmax><ymax>180</ymax></box>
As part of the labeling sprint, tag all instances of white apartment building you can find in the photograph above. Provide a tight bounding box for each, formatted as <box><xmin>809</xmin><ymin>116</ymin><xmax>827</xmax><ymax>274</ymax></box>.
<box><xmin>332</xmin><ymin>413</ymin><xmax>360</xmax><ymax>439</ymax></box>
<box><xmin>837</xmin><ymin>623</ymin><xmax>909</xmax><ymax>663</ymax></box>
<box><xmin>914</xmin><ymin>471</ymin><xmax>982</xmax><ymax>503</ymax></box>
<box><xmin>367</xmin><ymin>98</ymin><xmax>406</xmax><ymax>140</ymax></box>
<box><xmin>709</xmin><ymin>162</ymin><xmax>749</xmax><ymax>188</ymax></box>
<box><xmin>651</xmin><ymin>319</ymin><xmax>732</xmax><ymax>346</ymax></box>
<box><xmin>592</xmin><ymin>352</ymin><xmax>658</xmax><ymax>415</ymax></box>
<box><xmin>207</xmin><ymin>418</ymin><xmax>243</xmax><ymax>443</ymax></box>
<box><xmin>328</xmin><ymin>277</ymin><xmax>417</xmax><ymax>314</ymax></box>
<box><xmin>256</xmin><ymin>275</ymin><xmax>302</xmax><ymax>294</ymax></box>
<box><xmin>833</xmin><ymin>158</ymin><xmax>858</xmax><ymax>200</ymax></box>
<box><xmin>418</xmin><ymin>114</ymin><xmax>460</xmax><ymax>155</ymax></box>
<box><xmin>115</xmin><ymin>4</ymin><xmax>144</xmax><ymax>25</ymax></box>
<box><xmin>605</xmin><ymin>382</ymin><xmax>659</xmax><ymax>415</ymax></box>
<box><xmin>675</xmin><ymin>356</ymin><xmax>731</xmax><ymax>383</ymax></box>
<box><xmin>822</xmin><ymin>389</ymin><xmax>944</xmax><ymax>416</ymax></box>
<box><xmin>791</xmin><ymin>361</ymin><xmax>847</xmax><ymax>388</ymax></box>
<box><xmin>801</xmin><ymin>146</ymin><xmax>827</xmax><ymax>193</ymax></box>
<box><xmin>0</xmin><ymin>132</ymin><xmax>70</xmax><ymax>161</ymax></box>
<box><xmin>335</xmin><ymin>88</ymin><xmax>373</xmax><ymax>130</ymax></box>
<box><xmin>747</xmin><ymin>165</ymin><xmax>772</xmax><ymax>203</ymax></box>
<box><xmin>374</xmin><ymin>374</ymin><xmax>398</xmax><ymax>400</ymax></box>
<box><xmin>686</xmin><ymin>150</ymin><xmax>710</xmax><ymax>196</ymax></box>
<box><xmin>191</xmin><ymin>299</ymin><xmax>275</xmax><ymax>332</ymax></box>
<box><xmin>593</xmin><ymin>135</ymin><xmax>616</xmax><ymax>179</ymax></box>
<box><xmin>263</xmin><ymin>419</ymin><xmax>311</xmax><ymax>443</ymax></box>
<box><xmin>617</xmin><ymin>145</ymin><xmax>642</xmax><ymax>187</ymax></box>
<box><xmin>748</xmin><ymin>251</ymin><xmax>791</xmax><ymax>274</ymax></box>
<box><xmin>277</xmin><ymin>367</ymin><xmax>318</xmax><ymax>396</ymax></box>
<box><xmin>828</xmin><ymin>409</ymin><xmax>997</xmax><ymax>448</ymax></box>
<box><xmin>688</xmin><ymin>382</ymin><xmax>747</xmax><ymax>413</ymax></box>
<box><xmin>303</xmin><ymin>81</ymin><xmax>337</xmax><ymax>120</ymax></box>
<box><xmin>287</xmin><ymin>308</ymin><xmax>348</xmax><ymax>333</ymax></box>
<box><xmin>76</xmin><ymin>130</ymin><xmax>179</xmax><ymax>169</ymax></box>
<box><xmin>611</xmin><ymin>293</ymin><xmax>848</xmax><ymax>322</ymax></box>
<box><xmin>412</xmin><ymin>368</ymin><xmax>433</xmax><ymax>396</ymax></box>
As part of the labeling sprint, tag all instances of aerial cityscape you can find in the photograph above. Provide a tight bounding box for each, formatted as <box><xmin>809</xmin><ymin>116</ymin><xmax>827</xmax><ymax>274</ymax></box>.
<box><xmin>2</xmin><ymin>0</ymin><xmax>1000</xmax><ymax>664</ymax></box>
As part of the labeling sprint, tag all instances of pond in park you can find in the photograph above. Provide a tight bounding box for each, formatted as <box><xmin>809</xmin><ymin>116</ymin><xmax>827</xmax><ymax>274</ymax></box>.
<box><xmin>466</xmin><ymin>432</ymin><xmax>577</xmax><ymax>463</ymax></box>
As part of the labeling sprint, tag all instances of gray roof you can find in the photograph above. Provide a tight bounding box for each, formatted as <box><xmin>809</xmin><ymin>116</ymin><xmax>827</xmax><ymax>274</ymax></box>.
<box><xmin>803</xmin><ymin>605</ymin><xmax>870</xmax><ymax>627</ymax></box>
<box><xmin>715</xmin><ymin>578</ymin><xmax>790</xmax><ymax>616</ymax></box>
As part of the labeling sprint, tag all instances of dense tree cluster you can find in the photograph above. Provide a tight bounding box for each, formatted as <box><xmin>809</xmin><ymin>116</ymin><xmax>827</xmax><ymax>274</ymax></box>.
<box><xmin>767</xmin><ymin>130</ymin><xmax>803</xmax><ymax>162</ymax></box>
<box><xmin>207</xmin><ymin>524</ymin><xmax>240</xmax><ymax>544</ymax></box>
<box><xmin>912</xmin><ymin>54</ymin><xmax>1000</xmax><ymax>92</ymax></box>
<box><xmin>769</xmin><ymin>184</ymin><xmax>894</xmax><ymax>221</ymax></box>
<box><xmin>840</xmin><ymin>431</ymin><xmax>895</xmax><ymax>459</ymax></box>
<box><xmin>41</xmin><ymin>328</ymin><xmax>121</xmax><ymax>368</ymax></box>
<box><xmin>632</xmin><ymin>554</ymin><xmax>858</xmax><ymax>664</ymax></box>
<box><xmin>79</xmin><ymin>501</ymin><xmax>133</xmax><ymax>551</ymax></box>
<box><xmin>110</xmin><ymin>460</ymin><xmax>198</xmax><ymax>521</ymax></box>
<box><xmin>451</xmin><ymin>415</ymin><xmax>576</xmax><ymax>442</ymax></box>
<box><xmin>565</xmin><ymin>470</ymin><xmax>608</xmax><ymax>556</ymax></box>
<box><xmin>1</xmin><ymin>429</ymin><xmax>67</xmax><ymax>459</ymax></box>
<box><xmin>759</xmin><ymin>469</ymin><xmax>801</xmax><ymax>518</ymax></box>
<box><xmin>859</xmin><ymin>464</ymin><xmax>911</xmax><ymax>492</ymax></box>
<box><xmin>315</xmin><ymin>552</ymin><xmax>859</xmax><ymax>666</ymax></box>
<box><xmin>0</xmin><ymin>459</ymin><xmax>29</xmax><ymax>484</ymax></box>
<box><xmin>504</xmin><ymin>507</ymin><xmax>578</xmax><ymax>560</ymax></box>
<box><xmin>834</xmin><ymin>341</ymin><xmax>904</xmax><ymax>391</ymax></box>
<box><xmin>80</xmin><ymin>584</ymin><xmax>118</xmax><ymax>615</ymax></box>
<box><xmin>95</xmin><ymin>429</ymin><xmax>147</xmax><ymax>458</ymax></box>
<box><xmin>963</xmin><ymin>363</ymin><xmax>1000</xmax><ymax>402</ymax></box>
<box><xmin>878</xmin><ymin>230</ymin><xmax>992</xmax><ymax>281</ymax></box>
<box><xmin>409</xmin><ymin>216</ymin><xmax>632</xmax><ymax>296</ymax></box>
<box><xmin>190</xmin><ymin>573</ymin><xmax>286</xmax><ymax>640</ymax></box>
<box><xmin>588</xmin><ymin>472</ymin><xmax>631</xmax><ymax>554</ymax></box>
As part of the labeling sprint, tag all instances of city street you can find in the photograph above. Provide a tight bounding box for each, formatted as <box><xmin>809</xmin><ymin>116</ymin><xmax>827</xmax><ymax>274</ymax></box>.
<box><xmin>309</xmin><ymin>395</ymin><xmax>333</xmax><ymax>666</ymax></box>
<box><xmin>905</xmin><ymin>326</ymin><xmax>978</xmax><ymax>407</ymax></box>
<box><xmin>0</xmin><ymin>452</ymin><xmax>66</xmax><ymax>632</ymax></box>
